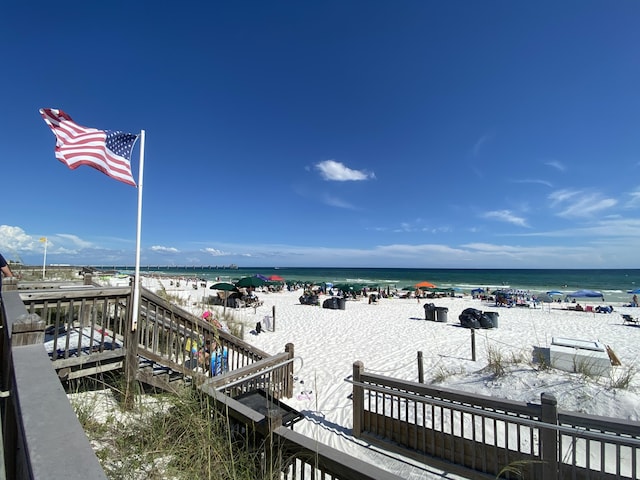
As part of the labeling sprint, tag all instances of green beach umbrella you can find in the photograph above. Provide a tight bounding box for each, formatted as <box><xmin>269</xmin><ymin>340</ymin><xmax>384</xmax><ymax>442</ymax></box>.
<box><xmin>235</xmin><ymin>276</ymin><xmax>266</xmax><ymax>288</ymax></box>
<box><xmin>209</xmin><ymin>282</ymin><xmax>238</xmax><ymax>315</ymax></box>
<box><xmin>210</xmin><ymin>282</ymin><xmax>238</xmax><ymax>291</ymax></box>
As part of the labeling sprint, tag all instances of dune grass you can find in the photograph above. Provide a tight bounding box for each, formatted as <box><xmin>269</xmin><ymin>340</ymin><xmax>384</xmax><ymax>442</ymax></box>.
<box><xmin>69</xmin><ymin>377</ymin><xmax>274</xmax><ymax>480</ymax></box>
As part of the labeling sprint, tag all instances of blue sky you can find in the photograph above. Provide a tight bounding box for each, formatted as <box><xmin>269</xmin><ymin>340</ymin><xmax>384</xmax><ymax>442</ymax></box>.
<box><xmin>2</xmin><ymin>1</ymin><xmax>640</xmax><ymax>269</ymax></box>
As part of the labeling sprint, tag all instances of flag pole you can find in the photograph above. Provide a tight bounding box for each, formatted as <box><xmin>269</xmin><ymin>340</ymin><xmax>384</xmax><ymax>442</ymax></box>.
<box><xmin>131</xmin><ymin>130</ymin><xmax>145</xmax><ymax>331</ymax></box>
<box><xmin>42</xmin><ymin>237</ymin><xmax>48</xmax><ymax>279</ymax></box>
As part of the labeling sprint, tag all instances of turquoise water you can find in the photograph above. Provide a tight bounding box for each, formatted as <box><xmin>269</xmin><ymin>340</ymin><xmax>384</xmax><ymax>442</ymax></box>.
<box><xmin>109</xmin><ymin>266</ymin><xmax>640</xmax><ymax>303</ymax></box>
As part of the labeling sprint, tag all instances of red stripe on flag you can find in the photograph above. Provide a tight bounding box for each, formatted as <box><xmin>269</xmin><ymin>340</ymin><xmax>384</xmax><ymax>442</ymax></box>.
<box><xmin>40</xmin><ymin>108</ymin><xmax>138</xmax><ymax>187</ymax></box>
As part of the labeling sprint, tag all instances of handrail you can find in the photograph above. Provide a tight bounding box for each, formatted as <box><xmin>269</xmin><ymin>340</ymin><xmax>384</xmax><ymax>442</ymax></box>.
<box><xmin>346</xmin><ymin>376</ymin><xmax>640</xmax><ymax>446</ymax></box>
<box><xmin>1</xmin><ymin>290</ymin><xmax>107</xmax><ymax>480</ymax></box>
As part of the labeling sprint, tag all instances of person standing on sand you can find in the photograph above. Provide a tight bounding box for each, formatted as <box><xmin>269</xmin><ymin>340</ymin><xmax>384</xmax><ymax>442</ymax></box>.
<box><xmin>633</xmin><ymin>294</ymin><xmax>638</xmax><ymax>307</ymax></box>
<box><xmin>0</xmin><ymin>253</ymin><xmax>14</xmax><ymax>297</ymax></box>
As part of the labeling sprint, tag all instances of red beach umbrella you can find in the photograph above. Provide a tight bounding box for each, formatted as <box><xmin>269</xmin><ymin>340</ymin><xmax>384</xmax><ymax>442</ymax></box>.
<box><xmin>269</xmin><ymin>275</ymin><xmax>285</xmax><ymax>282</ymax></box>
<box><xmin>415</xmin><ymin>281</ymin><xmax>436</xmax><ymax>289</ymax></box>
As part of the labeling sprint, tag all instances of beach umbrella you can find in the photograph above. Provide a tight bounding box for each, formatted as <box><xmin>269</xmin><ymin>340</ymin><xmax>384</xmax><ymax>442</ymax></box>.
<box><xmin>235</xmin><ymin>276</ymin><xmax>266</xmax><ymax>288</ymax></box>
<box><xmin>255</xmin><ymin>274</ymin><xmax>270</xmax><ymax>281</ymax></box>
<box><xmin>536</xmin><ymin>293</ymin><xmax>553</xmax><ymax>302</ymax></box>
<box><xmin>415</xmin><ymin>281</ymin><xmax>436</xmax><ymax>289</ymax></box>
<box><xmin>334</xmin><ymin>283</ymin><xmax>364</xmax><ymax>292</ymax></box>
<box><xmin>209</xmin><ymin>282</ymin><xmax>238</xmax><ymax>291</ymax></box>
<box><xmin>209</xmin><ymin>282</ymin><xmax>238</xmax><ymax>315</ymax></box>
<box><xmin>269</xmin><ymin>274</ymin><xmax>285</xmax><ymax>282</ymax></box>
<box><xmin>565</xmin><ymin>289</ymin><xmax>604</xmax><ymax>300</ymax></box>
<box><xmin>627</xmin><ymin>288</ymin><xmax>640</xmax><ymax>294</ymax></box>
<box><xmin>546</xmin><ymin>290</ymin><xmax>564</xmax><ymax>296</ymax></box>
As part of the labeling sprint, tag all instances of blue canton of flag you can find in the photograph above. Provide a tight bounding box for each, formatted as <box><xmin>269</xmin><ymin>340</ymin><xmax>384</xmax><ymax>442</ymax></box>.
<box><xmin>106</xmin><ymin>131</ymin><xmax>138</xmax><ymax>162</ymax></box>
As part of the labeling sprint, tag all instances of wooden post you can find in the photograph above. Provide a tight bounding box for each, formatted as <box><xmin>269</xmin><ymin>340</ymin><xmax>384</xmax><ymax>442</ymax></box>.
<box><xmin>83</xmin><ymin>273</ymin><xmax>92</xmax><ymax>286</ymax></box>
<box><xmin>471</xmin><ymin>328</ymin><xmax>476</xmax><ymax>361</ymax></box>
<box><xmin>12</xmin><ymin>313</ymin><xmax>45</xmax><ymax>346</ymax></box>
<box><xmin>417</xmin><ymin>351</ymin><xmax>424</xmax><ymax>383</ymax></box>
<box><xmin>540</xmin><ymin>393</ymin><xmax>559</xmax><ymax>479</ymax></box>
<box><xmin>352</xmin><ymin>361</ymin><xmax>364</xmax><ymax>437</ymax></box>
<box><xmin>272</xmin><ymin>305</ymin><xmax>276</xmax><ymax>331</ymax></box>
<box><xmin>285</xmin><ymin>343</ymin><xmax>294</xmax><ymax>398</ymax></box>
<box><xmin>3</xmin><ymin>277</ymin><xmax>18</xmax><ymax>291</ymax></box>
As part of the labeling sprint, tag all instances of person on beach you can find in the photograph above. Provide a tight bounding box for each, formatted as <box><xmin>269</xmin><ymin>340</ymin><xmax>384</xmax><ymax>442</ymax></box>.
<box><xmin>633</xmin><ymin>294</ymin><xmax>638</xmax><ymax>307</ymax></box>
<box><xmin>0</xmin><ymin>253</ymin><xmax>14</xmax><ymax>295</ymax></box>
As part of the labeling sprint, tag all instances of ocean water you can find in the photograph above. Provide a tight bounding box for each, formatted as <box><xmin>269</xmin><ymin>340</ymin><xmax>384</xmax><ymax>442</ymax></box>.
<box><xmin>112</xmin><ymin>267</ymin><xmax>640</xmax><ymax>304</ymax></box>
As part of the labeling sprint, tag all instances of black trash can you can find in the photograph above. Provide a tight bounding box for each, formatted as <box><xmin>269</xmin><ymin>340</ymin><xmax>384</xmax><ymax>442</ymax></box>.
<box><xmin>435</xmin><ymin>306</ymin><xmax>448</xmax><ymax>323</ymax></box>
<box><xmin>323</xmin><ymin>297</ymin><xmax>345</xmax><ymax>310</ymax></box>
<box><xmin>424</xmin><ymin>303</ymin><xmax>436</xmax><ymax>321</ymax></box>
<box><xmin>484</xmin><ymin>311</ymin><xmax>499</xmax><ymax>328</ymax></box>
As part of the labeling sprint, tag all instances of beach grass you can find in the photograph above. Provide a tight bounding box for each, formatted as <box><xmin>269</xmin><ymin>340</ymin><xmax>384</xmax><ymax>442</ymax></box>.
<box><xmin>69</xmin><ymin>378</ymin><xmax>272</xmax><ymax>480</ymax></box>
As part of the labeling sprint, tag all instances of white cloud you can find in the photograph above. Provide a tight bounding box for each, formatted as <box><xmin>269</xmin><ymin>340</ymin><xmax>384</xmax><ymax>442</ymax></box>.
<box><xmin>56</xmin><ymin>234</ymin><xmax>93</xmax><ymax>249</ymax></box>
<box><xmin>626</xmin><ymin>187</ymin><xmax>640</xmax><ymax>208</ymax></box>
<box><xmin>0</xmin><ymin>225</ymin><xmax>38</xmax><ymax>251</ymax></box>
<box><xmin>202</xmin><ymin>247</ymin><xmax>229</xmax><ymax>256</ymax></box>
<box><xmin>514</xmin><ymin>218</ymin><xmax>640</xmax><ymax>238</ymax></box>
<box><xmin>545</xmin><ymin>160</ymin><xmax>566</xmax><ymax>172</ymax></box>
<box><xmin>321</xmin><ymin>193</ymin><xmax>357</xmax><ymax>209</ymax></box>
<box><xmin>471</xmin><ymin>133</ymin><xmax>493</xmax><ymax>157</ymax></box>
<box><xmin>549</xmin><ymin>189</ymin><xmax>617</xmax><ymax>217</ymax></box>
<box><xmin>150</xmin><ymin>245</ymin><xmax>179</xmax><ymax>253</ymax></box>
<box><xmin>482</xmin><ymin>210</ymin><xmax>529</xmax><ymax>227</ymax></box>
<box><xmin>315</xmin><ymin>160</ymin><xmax>375</xmax><ymax>181</ymax></box>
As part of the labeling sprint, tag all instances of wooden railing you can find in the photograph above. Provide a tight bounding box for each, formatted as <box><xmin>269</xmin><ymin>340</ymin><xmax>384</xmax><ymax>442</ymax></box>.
<box><xmin>18</xmin><ymin>284</ymin><xmax>294</xmax><ymax>396</ymax></box>
<box><xmin>1</xmin><ymin>289</ymin><xmax>107</xmax><ymax>480</ymax></box>
<box><xmin>202</xmin><ymin>388</ymin><xmax>404</xmax><ymax>480</ymax></box>
<box><xmin>352</xmin><ymin>361</ymin><xmax>640</xmax><ymax>480</ymax></box>
<box><xmin>1</xmin><ymin>281</ymin><xmax>296</xmax><ymax>479</ymax></box>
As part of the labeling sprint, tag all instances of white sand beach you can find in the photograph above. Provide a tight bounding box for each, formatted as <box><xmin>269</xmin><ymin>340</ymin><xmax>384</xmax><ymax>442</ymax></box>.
<box><xmin>133</xmin><ymin>276</ymin><xmax>640</xmax><ymax>479</ymax></box>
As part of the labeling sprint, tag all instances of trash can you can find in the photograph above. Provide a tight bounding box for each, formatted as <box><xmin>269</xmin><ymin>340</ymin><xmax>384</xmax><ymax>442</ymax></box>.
<box><xmin>338</xmin><ymin>297</ymin><xmax>346</xmax><ymax>310</ymax></box>
<box><xmin>322</xmin><ymin>297</ymin><xmax>339</xmax><ymax>309</ymax></box>
<box><xmin>424</xmin><ymin>303</ymin><xmax>436</xmax><ymax>321</ymax></box>
<box><xmin>484</xmin><ymin>311</ymin><xmax>499</xmax><ymax>328</ymax></box>
<box><xmin>434</xmin><ymin>306</ymin><xmax>448</xmax><ymax>323</ymax></box>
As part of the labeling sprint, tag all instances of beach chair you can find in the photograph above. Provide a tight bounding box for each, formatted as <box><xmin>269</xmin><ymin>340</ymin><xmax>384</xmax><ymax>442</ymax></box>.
<box><xmin>621</xmin><ymin>314</ymin><xmax>639</xmax><ymax>326</ymax></box>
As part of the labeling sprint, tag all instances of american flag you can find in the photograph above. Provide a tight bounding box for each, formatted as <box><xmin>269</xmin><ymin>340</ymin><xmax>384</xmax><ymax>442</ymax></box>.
<box><xmin>40</xmin><ymin>108</ymin><xmax>138</xmax><ymax>186</ymax></box>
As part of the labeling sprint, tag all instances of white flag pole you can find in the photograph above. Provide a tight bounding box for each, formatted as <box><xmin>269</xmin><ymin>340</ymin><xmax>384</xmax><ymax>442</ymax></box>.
<box><xmin>42</xmin><ymin>238</ymin><xmax>48</xmax><ymax>280</ymax></box>
<box><xmin>131</xmin><ymin>130</ymin><xmax>145</xmax><ymax>331</ymax></box>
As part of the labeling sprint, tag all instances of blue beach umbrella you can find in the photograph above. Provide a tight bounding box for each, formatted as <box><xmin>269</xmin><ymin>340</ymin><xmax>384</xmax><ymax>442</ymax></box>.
<box><xmin>546</xmin><ymin>290</ymin><xmax>563</xmax><ymax>296</ymax></box>
<box><xmin>627</xmin><ymin>288</ymin><xmax>640</xmax><ymax>294</ymax></box>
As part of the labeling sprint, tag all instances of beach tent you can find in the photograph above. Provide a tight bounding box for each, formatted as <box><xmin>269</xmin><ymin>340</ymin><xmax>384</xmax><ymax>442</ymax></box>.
<box><xmin>565</xmin><ymin>290</ymin><xmax>604</xmax><ymax>300</ymax></box>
